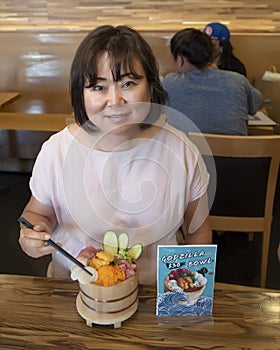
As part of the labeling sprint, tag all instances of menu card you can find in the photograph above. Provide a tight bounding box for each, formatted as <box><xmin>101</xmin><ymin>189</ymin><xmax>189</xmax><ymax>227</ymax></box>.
<box><xmin>156</xmin><ymin>245</ymin><xmax>217</xmax><ymax>317</ymax></box>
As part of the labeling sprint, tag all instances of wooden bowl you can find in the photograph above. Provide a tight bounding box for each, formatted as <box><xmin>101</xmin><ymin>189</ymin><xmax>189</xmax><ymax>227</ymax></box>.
<box><xmin>76</xmin><ymin>275</ymin><xmax>138</xmax><ymax>328</ymax></box>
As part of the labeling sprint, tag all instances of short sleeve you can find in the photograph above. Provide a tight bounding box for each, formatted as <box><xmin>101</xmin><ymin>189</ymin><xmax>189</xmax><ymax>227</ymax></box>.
<box><xmin>29</xmin><ymin>140</ymin><xmax>53</xmax><ymax>207</ymax></box>
<box><xmin>186</xmin><ymin>140</ymin><xmax>210</xmax><ymax>203</ymax></box>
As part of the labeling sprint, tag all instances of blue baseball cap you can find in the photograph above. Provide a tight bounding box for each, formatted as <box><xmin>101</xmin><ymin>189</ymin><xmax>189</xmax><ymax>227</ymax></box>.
<box><xmin>203</xmin><ymin>22</ymin><xmax>230</xmax><ymax>42</ymax></box>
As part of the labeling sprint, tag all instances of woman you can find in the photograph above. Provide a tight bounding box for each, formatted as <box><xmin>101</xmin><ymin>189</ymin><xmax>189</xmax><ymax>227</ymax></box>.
<box><xmin>19</xmin><ymin>25</ymin><xmax>212</xmax><ymax>285</ymax></box>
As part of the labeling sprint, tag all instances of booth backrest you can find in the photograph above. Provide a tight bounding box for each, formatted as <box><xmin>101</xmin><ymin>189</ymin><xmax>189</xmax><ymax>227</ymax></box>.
<box><xmin>0</xmin><ymin>32</ymin><xmax>279</xmax><ymax>114</ymax></box>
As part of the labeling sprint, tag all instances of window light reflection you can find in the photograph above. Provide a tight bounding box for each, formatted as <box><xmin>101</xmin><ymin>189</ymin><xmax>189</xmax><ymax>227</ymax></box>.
<box><xmin>21</xmin><ymin>53</ymin><xmax>59</xmax><ymax>78</ymax></box>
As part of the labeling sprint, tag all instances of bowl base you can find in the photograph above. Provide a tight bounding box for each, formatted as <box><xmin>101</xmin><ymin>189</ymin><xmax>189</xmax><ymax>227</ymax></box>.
<box><xmin>76</xmin><ymin>293</ymin><xmax>138</xmax><ymax>329</ymax></box>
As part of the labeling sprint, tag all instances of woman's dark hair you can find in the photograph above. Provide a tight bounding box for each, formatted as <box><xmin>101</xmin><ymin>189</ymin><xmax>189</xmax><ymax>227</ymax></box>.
<box><xmin>218</xmin><ymin>41</ymin><xmax>247</xmax><ymax>76</ymax></box>
<box><xmin>70</xmin><ymin>25</ymin><xmax>167</xmax><ymax>128</ymax></box>
<box><xmin>219</xmin><ymin>41</ymin><xmax>234</xmax><ymax>70</ymax></box>
<box><xmin>170</xmin><ymin>28</ymin><xmax>213</xmax><ymax>69</ymax></box>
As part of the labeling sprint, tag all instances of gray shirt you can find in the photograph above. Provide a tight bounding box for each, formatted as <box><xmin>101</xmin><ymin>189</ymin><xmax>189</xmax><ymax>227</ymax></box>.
<box><xmin>163</xmin><ymin>69</ymin><xmax>262</xmax><ymax>135</ymax></box>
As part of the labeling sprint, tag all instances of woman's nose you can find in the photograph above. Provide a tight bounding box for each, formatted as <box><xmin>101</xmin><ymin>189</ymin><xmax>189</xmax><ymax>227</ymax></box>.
<box><xmin>107</xmin><ymin>85</ymin><xmax>125</xmax><ymax>106</ymax></box>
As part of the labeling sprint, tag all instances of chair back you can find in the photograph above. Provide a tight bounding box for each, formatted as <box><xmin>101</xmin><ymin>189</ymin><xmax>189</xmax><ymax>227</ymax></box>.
<box><xmin>188</xmin><ymin>132</ymin><xmax>280</xmax><ymax>287</ymax></box>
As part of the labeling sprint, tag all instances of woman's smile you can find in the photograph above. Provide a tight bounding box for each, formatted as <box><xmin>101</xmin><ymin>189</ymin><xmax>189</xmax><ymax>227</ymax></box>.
<box><xmin>103</xmin><ymin>107</ymin><xmax>131</xmax><ymax>123</ymax></box>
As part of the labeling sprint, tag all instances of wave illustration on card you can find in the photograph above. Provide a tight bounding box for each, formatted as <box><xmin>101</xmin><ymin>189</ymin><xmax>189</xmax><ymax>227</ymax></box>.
<box><xmin>157</xmin><ymin>292</ymin><xmax>213</xmax><ymax>316</ymax></box>
<box><xmin>156</xmin><ymin>245</ymin><xmax>217</xmax><ymax>317</ymax></box>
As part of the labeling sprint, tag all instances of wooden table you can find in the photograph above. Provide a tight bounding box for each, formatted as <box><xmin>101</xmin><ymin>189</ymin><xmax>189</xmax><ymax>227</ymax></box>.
<box><xmin>0</xmin><ymin>274</ymin><xmax>279</xmax><ymax>350</ymax></box>
<box><xmin>0</xmin><ymin>111</ymin><xmax>72</xmax><ymax>131</ymax></box>
<box><xmin>0</xmin><ymin>92</ymin><xmax>71</xmax><ymax>132</ymax></box>
<box><xmin>248</xmin><ymin>110</ymin><xmax>278</xmax><ymax>135</ymax></box>
<box><xmin>0</xmin><ymin>92</ymin><xmax>20</xmax><ymax>108</ymax></box>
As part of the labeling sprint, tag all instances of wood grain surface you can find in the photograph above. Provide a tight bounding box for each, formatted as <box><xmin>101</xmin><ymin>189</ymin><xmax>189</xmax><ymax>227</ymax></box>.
<box><xmin>0</xmin><ymin>93</ymin><xmax>20</xmax><ymax>109</ymax></box>
<box><xmin>0</xmin><ymin>0</ymin><xmax>280</xmax><ymax>33</ymax></box>
<box><xmin>0</xmin><ymin>112</ymin><xmax>72</xmax><ymax>131</ymax></box>
<box><xmin>0</xmin><ymin>274</ymin><xmax>279</xmax><ymax>349</ymax></box>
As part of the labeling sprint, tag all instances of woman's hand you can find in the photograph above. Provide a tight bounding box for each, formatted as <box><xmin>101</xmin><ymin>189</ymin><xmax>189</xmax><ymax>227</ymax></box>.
<box><xmin>19</xmin><ymin>222</ymin><xmax>56</xmax><ymax>258</ymax></box>
<box><xmin>18</xmin><ymin>195</ymin><xmax>58</xmax><ymax>259</ymax></box>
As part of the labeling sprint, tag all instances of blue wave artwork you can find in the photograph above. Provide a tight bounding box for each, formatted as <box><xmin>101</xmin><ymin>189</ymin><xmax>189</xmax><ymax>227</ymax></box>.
<box><xmin>157</xmin><ymin>291</ymin><xmax>213</xmax><ymax>316</ymax></box>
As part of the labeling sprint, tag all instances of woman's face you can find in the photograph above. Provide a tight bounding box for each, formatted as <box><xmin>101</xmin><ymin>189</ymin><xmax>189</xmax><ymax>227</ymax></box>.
<box><xmin>83</xmin><ymin>52</ymin><xmax>151</xmax><ymax>136</ymax></box>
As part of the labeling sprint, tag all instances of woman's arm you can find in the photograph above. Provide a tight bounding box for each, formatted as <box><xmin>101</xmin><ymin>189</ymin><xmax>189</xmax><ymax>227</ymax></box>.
<box><xmin>18</xmin><ymin>195</ymin><xmax>58</xmax><ymax>258</ymax></box>
<box><xmin>180</xmin><ymin>193</ymin><xmax>212</xmax><ymax>245</ymax></box>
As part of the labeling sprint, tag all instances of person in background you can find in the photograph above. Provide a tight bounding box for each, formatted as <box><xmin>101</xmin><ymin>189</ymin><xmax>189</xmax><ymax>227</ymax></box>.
<box><xmin>203</xmin><ymin>22</ymin><xmax>247</xmax><ymax>77</ymax></box>
<box><xmin>163</xmin><ymin>28</ymin><xmax>262</xmax><ymax>135</ymax></box>
<box><xmin>18</xmin><ymin>25</ymin><xmax>212</xmax><ymax>286</ymax></box>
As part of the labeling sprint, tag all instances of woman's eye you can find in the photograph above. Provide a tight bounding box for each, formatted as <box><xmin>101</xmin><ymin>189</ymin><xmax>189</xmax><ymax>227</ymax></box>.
<box><xmin>122</xmin><ymin>81</ymin><xmax>137</xmax><ymax>88</ymax></box>
<box><xmin>93</xmin><ymin>85</ymin><xmax>103</xmax><ymax>91</ymax></box>
<box><xmin>84</xmin><ymin>84</ymin><xmax>103</xmax><ymax>91</ymax></box>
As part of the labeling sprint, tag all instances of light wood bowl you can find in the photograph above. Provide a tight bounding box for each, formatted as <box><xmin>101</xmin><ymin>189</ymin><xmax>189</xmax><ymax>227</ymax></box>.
<box><xmin>76</xmin><ymin>275</ymin><xmax>138</xmax><ymax>328</ymax></box>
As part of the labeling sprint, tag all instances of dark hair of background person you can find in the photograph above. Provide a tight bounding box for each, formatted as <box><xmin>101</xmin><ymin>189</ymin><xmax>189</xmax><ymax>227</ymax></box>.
<box><xmin>70</xmin><ymin>25</ymin><xmax>168</xmax><ymax>129</ymax></box>
<box><xmin>218</xmin><ymin>41</ymin><xmax>247</xmax><ymax>76</ymax></box>
<box><xmin>170</xmin><ymin>28</ymin><xmax>213</xmax><ymax>69</ymax></box>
